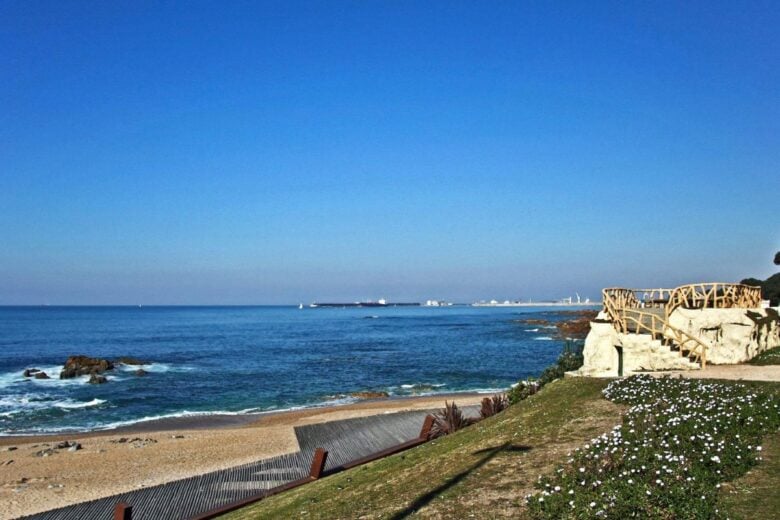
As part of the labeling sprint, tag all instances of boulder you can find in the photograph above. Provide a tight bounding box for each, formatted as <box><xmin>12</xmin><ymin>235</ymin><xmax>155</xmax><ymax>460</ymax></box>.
<box><xmin>60</xmin><ymin>356</ymin><xmax>114</xmax><ymax>379</ymax></box>
<box><xmin>88</xmin><ymin>374</ymin><xmax>108</xmax><ymax>384</ymax></box>
<box><xmin>34</xmin><ymin>372</ymin><xmax>50</xmax><ymax>380</ymax></box>
<box><xmin>134</xmin><ymin>369</ymin><xmax>148</xmax><ymax>376</ymax></box>
<box><xmin>34</xmin><ymin>448</ymin><xmax>56</xmax><ymax>458</ymax></box>
<box><xmin>22</xmin><ymin>369</ymin><xmax>40</xmax><ymax>377</ymax></box>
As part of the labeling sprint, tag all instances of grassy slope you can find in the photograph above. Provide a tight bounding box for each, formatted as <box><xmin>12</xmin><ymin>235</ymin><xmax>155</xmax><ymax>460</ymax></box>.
<box><xmin>224</xmin><ymin>378</ymin><xmax>780</xmax><ymax>520</ymax></box>
<box><xmin>223</xmin><ymin>378</ymin><xmax>622</xmax><ymax>519</ymax></box>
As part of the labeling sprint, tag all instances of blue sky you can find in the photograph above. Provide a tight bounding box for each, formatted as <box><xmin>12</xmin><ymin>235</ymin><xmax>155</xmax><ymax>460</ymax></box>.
<box><xmin>1</xmin><ymin>1</ymin><xmax>778</xmax><ymax>304</ymax></box>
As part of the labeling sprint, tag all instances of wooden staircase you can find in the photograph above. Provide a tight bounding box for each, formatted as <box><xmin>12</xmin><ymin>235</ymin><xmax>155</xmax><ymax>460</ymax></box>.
<box><xmin>616</xmin><ymin>308</ymin><xmax>709</xmax><ymax>367</ymax></box>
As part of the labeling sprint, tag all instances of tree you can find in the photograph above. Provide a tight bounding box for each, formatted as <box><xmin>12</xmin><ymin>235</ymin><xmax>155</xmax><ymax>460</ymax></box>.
<box><xmin>775</xmin><ymin>251</ymin><xmax>780</xmax><ymax>265</ymax></box>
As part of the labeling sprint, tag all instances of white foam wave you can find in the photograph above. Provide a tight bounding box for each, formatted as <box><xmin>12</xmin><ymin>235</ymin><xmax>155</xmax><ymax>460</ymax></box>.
<box><xmin>54</xmin><ymin>398</ymin><xmax>106</xmax><ymax>409</ymax></box>
<box><xmin>0</xmin><ymin>394</ymin><xmax>108</xmax><ymax>416</ymax></box>
<box><xmin>534</xmin><ymin>336</ymin><xmax>554</xmax><ymax>341</ymax></box>
<box><xmin>524</xmin><ymin>328</ymin><xmax>539</xmax><ymax>332</ymax></box>
<box><xmin>117</xmin><ymin>362</ymin><xmax>192</xmax><ymax>374</ymax></box>
<box><xmin>400</xmin><ymin>383</ymin><xmax>447</xmax><ymax>390</ymax></box>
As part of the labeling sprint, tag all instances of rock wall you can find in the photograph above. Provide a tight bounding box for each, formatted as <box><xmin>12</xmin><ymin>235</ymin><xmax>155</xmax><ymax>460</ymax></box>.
<box><xmin>576</xmin><ymin>307</ymin><xmax>780</xmax><ymax>377</ymax></box>
<box><xmin>667</xmin><ymin>307</ymin><xmax>780</xmax><ymax>364</ymax></box>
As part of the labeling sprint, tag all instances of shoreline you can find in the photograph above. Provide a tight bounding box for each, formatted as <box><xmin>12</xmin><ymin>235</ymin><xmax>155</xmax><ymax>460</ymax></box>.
<box><xmin>0</xmin><ymin>390</ymin><xmax>492</xmax><ymax>443</ymax></box>
<box><xmin>0</xmin><ymin>392</ymin><xmax>487</xmax><ymax>519</ymax></box>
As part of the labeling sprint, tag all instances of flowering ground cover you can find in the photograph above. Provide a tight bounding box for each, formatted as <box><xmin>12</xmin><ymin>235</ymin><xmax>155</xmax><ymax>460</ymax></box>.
<box><xmin>527</xmin><ymin>375</ymin><xmax>780</xmax><ymax>519</ymax></box>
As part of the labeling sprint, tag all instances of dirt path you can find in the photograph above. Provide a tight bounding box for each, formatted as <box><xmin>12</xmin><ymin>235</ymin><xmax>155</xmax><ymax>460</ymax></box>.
<box><xmin>651</xmin><ymin>364</ymin><xmax>780</xmax><ymax>382</ymax></box>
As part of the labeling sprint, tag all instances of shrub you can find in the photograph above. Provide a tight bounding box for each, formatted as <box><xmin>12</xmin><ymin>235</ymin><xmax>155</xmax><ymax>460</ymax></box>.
<box><xmin>526</xmin><ymin>375</ymin><xmax>780</xmax><ymax>519</ymax></box>
<box><xmin>508</xmin><ymin>379</ymin><xmax>540</xmax><ymax>405</ymax></box>
<box><xmin>509</xmin><ymin>341</ymin><xmax>584</xmax><ymax>404</ymax></box>
<box><xmin>480</xmin><ymin>393</ymin><xmax>509</xmax><ymax>419</ymax></box>
<box><xmin>429</xmin><ymin>401</ymin><xmax>472</xmax><ymax>438</ymax></box>
<box><xmin>741</xmin><ymin>272</ymin><xmax>780</xmax><ymax>306</ymax></box>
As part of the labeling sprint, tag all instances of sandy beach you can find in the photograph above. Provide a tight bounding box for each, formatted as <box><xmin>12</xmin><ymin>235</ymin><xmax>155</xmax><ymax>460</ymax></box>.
<box><xmin>0</xmin><ymin>393</ymin><xmax>485</xmax><ymax>519</ymax></box>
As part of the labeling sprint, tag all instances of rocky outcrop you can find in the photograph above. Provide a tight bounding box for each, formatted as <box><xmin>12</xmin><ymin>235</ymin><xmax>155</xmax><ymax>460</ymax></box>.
<box><xmin>60</xmin><ymin>356</ymin><xmax>114</xmax><ymax>379</ymax></box>
<box><xmin>556</xmin><ymin>310</ymin><xmax>598</xmax><ymax>339</ymax></box>
<box><xmin>515</xmin><ymin>310</ymin><xmax>597</xmax><ymax>340</ymax></box>
<box><xmin>350</xmin><ymin>391</ymin><xmax>389</xmax><ymax>399</ymax></box>
<box><xmin>33</xmin><ymin>372</ymin><xmax>50</xmax><ymax>379</ymax></box>
<box><xmin>22</xmin><ymin>368</ymin><xmax>40</xmax><ymax>377</ymax></box>
<box><xmin>88</xmin><ymin>374</ymin><xmax>108</xmax><ymax>384</ymax></box>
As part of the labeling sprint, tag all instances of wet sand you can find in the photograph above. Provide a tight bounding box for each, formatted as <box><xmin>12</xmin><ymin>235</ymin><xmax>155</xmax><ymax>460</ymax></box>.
<box><xmin>0</xmin><ymin>393</ymin><xmax>485</xmax><ymax>519</ymax></box>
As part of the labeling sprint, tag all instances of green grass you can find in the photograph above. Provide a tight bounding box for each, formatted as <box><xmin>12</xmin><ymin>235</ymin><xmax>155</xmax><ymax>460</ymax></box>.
<box><xmin>222</xmin><ymin>378</ymin><xmax>780</xmax><ymax>520</ymax></box>
<box><xmin>222</xmin><ymin>378</ymin><xmax>622</xmax><ymax>519</ymax></box>
<box><xmin>720</xmin><ymin>432</ymin><xmax>780</xmax><ymax>519</ymax></box>
<box><xmin>748</xmin><ymin>346</ymin><xmax>780</xmax><ymax>365</ymax></box>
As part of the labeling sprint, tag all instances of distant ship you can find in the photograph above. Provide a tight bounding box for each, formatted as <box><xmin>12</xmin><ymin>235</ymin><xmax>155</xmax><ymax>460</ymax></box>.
<box><xmin>308</xmin><ymin>299</ymin><xmax>420</xmax><ymax>308</ymax></box>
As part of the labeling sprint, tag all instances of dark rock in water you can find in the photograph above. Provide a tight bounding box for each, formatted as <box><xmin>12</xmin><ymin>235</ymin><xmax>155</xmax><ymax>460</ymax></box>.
<box><xmin>60</xmin><ymin>355</ymin><xmax>114</xmax><ymax>379</ymax></box>
<box><xmin>518</xmin><ymin>318</ymin><xmax>551</xmax><ymax>325</ymax></box>
<box><xmin>350</xmin><ymin>391</ymin><xmax>390</xmax><ymax>399</ymax></box>
<box><xmin>134</xmin><ymin>369</ymin><xmax>148</xmax><ymax>376</ymax></box>
<box><xmin>555</xmin><ymin>310</ymin><xmax>598</xmax><ymax>339</ymax></box>
<box><xmin>88</xmin><ymin>374</ymin><xmax>108</xmax><ymax>384</ymax></box>
<box><xmin>34</xmin><ymin>372</ymin><xmax>50</xmax><ymax>379</ymax></box>
<box><xmin>115</xmin><ymin>356</ymin><xmax>148</xmax><ymax>366</ymax></box>
<box><xmin>22</xmin><ymin>368</ymin><xmax>40</xmax><ymax>377</ymax></box>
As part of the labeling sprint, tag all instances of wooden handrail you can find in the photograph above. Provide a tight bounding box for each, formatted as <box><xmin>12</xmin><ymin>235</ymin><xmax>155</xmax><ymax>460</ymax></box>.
<box><xmin>665</xmin><ymin>283</ymin><xmax>762</xmax><ymax>318</ymax></box>
<box><xmin>619</xmin><ymin>310</ymin><xmax>709</xmax><ymax>367</ymax></box>
<box><xmin>603</xmin><ymin>283</ymin><xmax>762</xmax><ymax>324</ymax></box>
<box><xmin>600</xmin><ymin>282</ymin><xmax>760</xmax><ymax>369</ymax></box>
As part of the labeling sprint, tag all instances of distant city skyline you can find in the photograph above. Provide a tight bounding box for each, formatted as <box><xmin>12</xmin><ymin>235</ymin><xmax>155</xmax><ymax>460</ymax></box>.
<box><xmin>1</xmin><ymin>2</ymin><xmax>778</xmax><ymax>305</ymax></box>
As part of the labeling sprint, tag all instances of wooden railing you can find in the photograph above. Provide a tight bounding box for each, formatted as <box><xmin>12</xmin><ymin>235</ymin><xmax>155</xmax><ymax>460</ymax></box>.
<box><xmin>616</xmin><ymin>310</ymin><xmax>709</xmax><ymax>367</ymax></box>
<box><xmin>603</xmin><ymin>283</ymin><xmax>762</xmax><ymax>323</ymax></box>
<box><xmin>602</xmin><ymin>288</ymin><xmax>672</xmax><ymax>313</ymax></box>
<box><xmin>602</xmin><ymin>282</ymin><xmax>761</xmax><ymax>369</ymax></box>
<box><xmin>665</xmin><ymin>283</ymin><xmax>762</xmax><ymax>316</ymax></box>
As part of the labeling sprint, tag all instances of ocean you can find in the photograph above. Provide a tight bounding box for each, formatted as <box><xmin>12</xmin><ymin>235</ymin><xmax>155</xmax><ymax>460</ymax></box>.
<box><xmin>0</xmin><ymin>305</ymin><xmax>577</xmax><ymax>435</ymax></box>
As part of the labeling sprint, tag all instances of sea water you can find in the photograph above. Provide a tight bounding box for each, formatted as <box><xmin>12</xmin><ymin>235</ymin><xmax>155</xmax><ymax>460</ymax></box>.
<box><xmin>0</xmin><ymin>305</ymin><xmax>576</xmax><ymax>434</ymax></box>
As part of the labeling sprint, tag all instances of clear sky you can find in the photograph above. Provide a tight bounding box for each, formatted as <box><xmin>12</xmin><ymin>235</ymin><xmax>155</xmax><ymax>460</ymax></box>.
<box><xmin>1</xmin><ymin>1</ymin><xmax>778</xmax><ymax>305</ymax></box>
